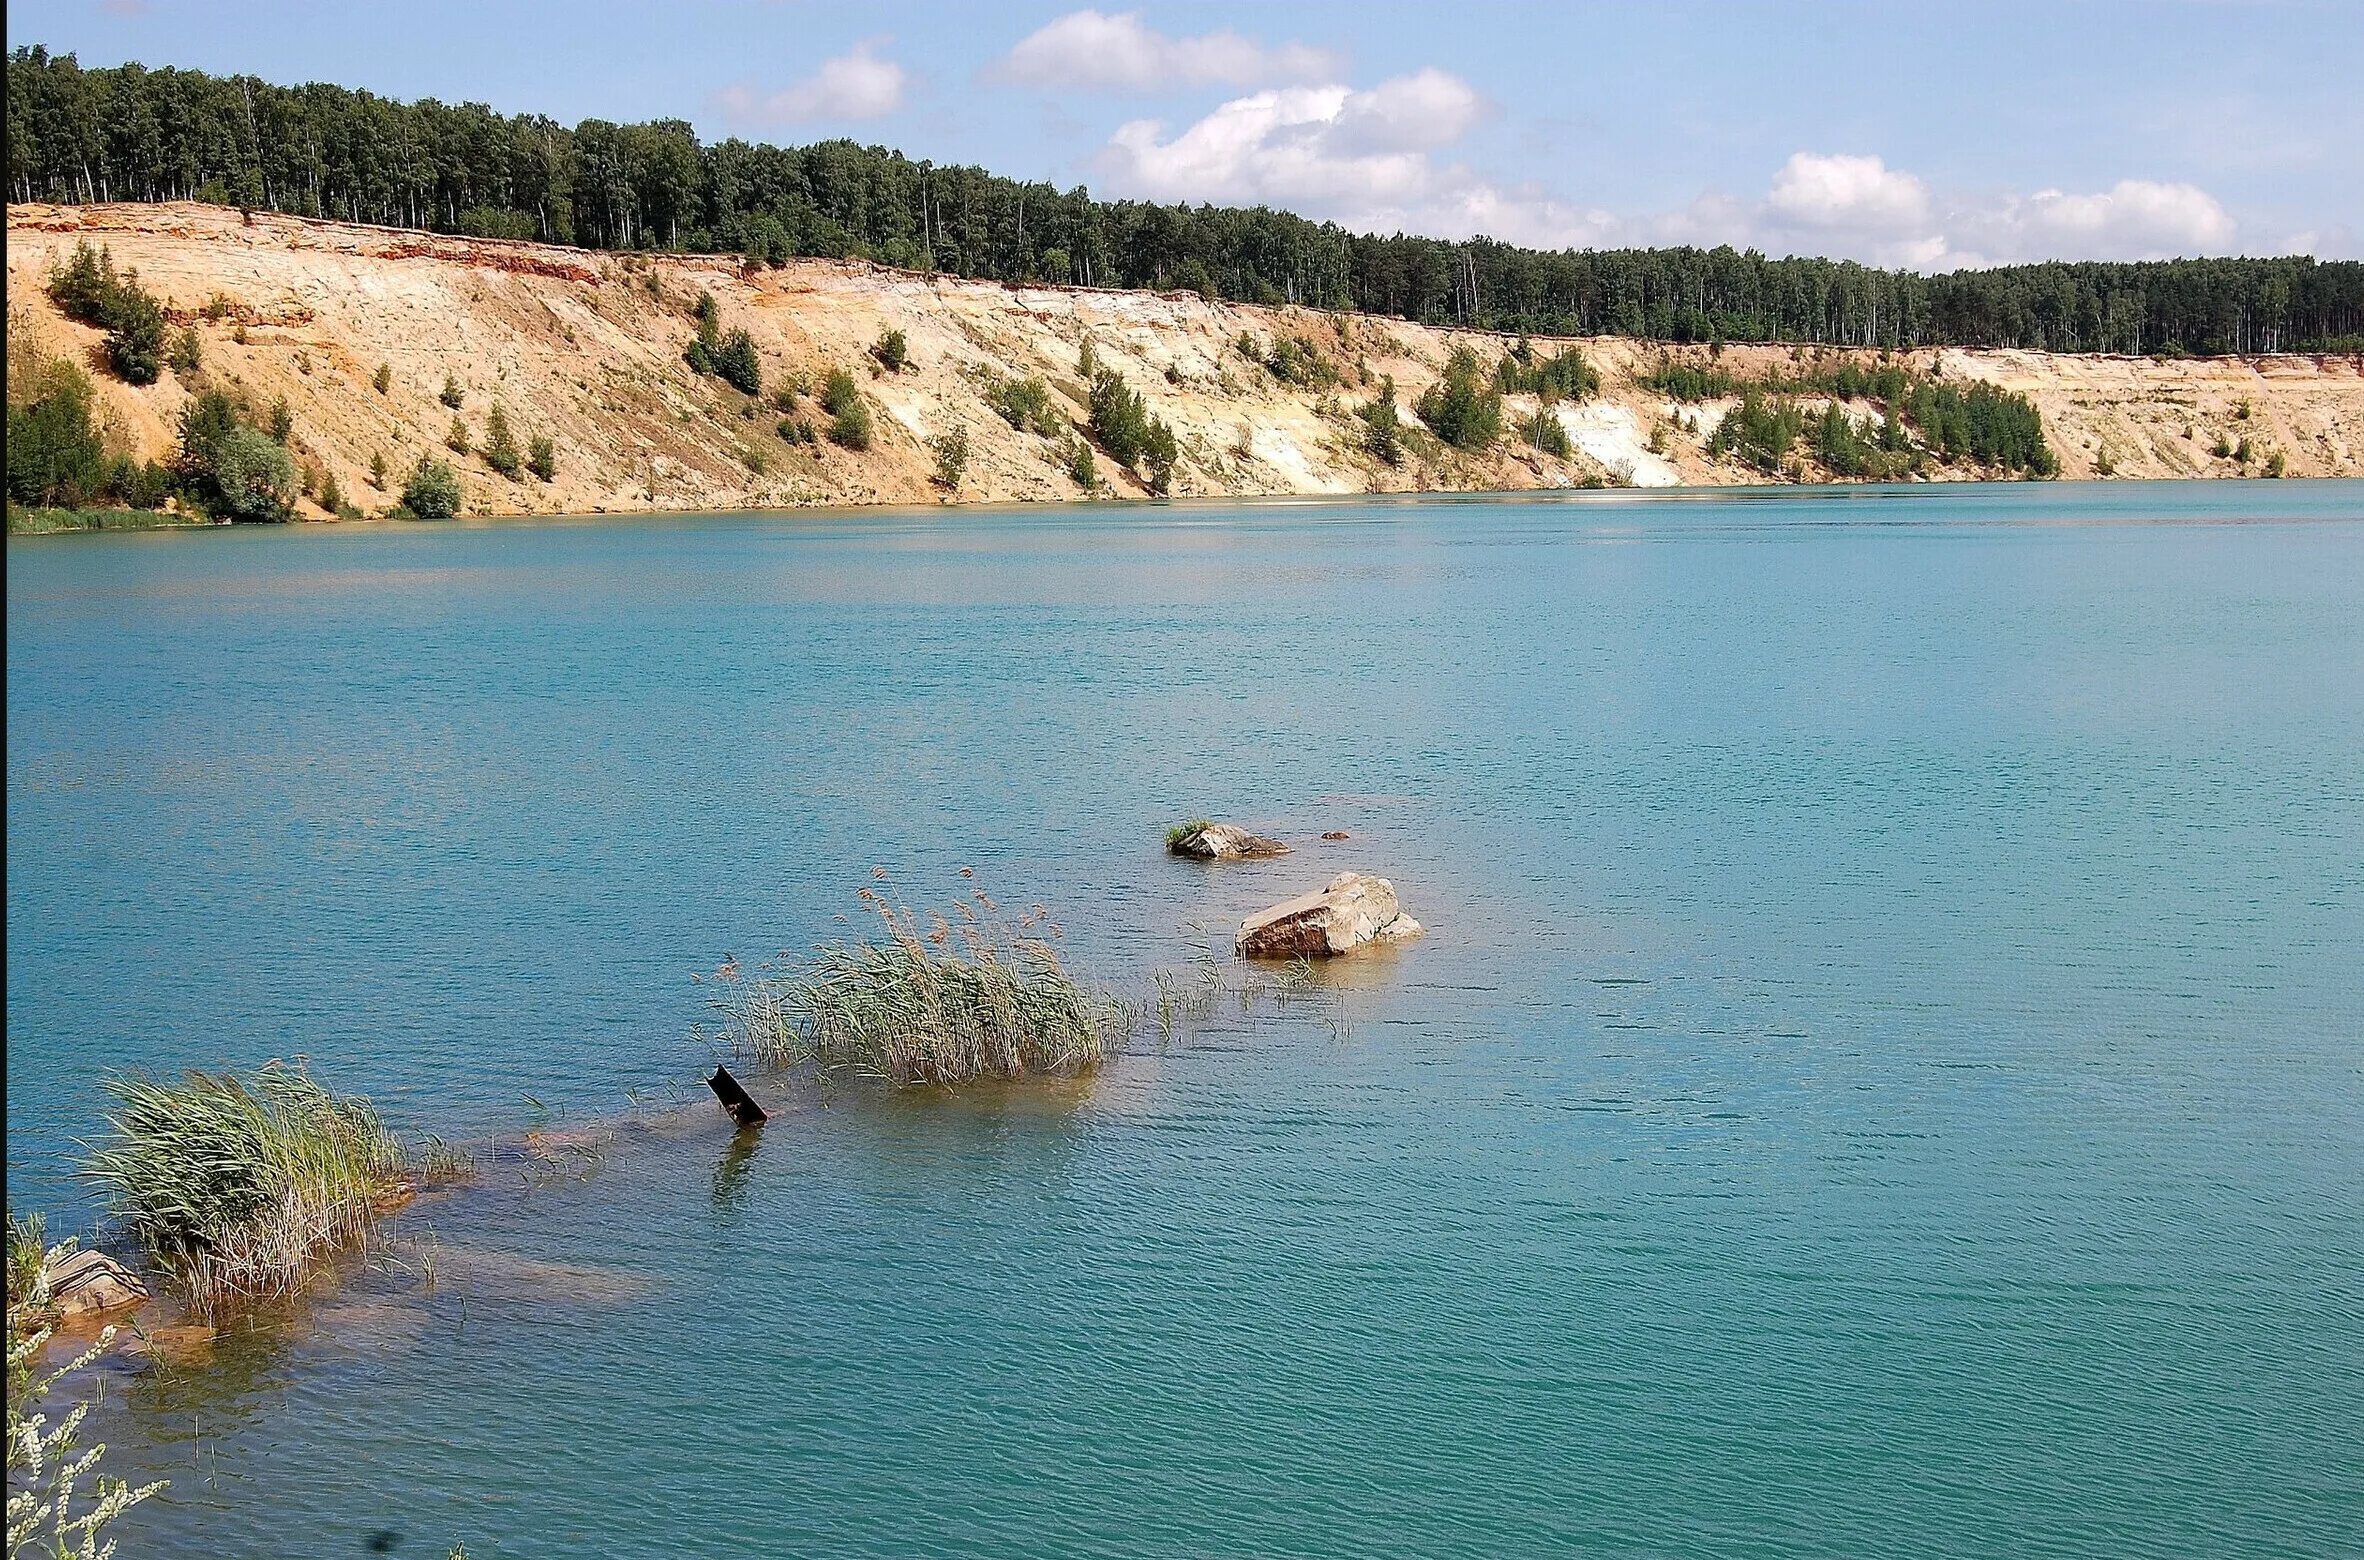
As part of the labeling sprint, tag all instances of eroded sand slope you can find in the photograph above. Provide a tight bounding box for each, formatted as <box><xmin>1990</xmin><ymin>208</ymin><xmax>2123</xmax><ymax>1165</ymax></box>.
<box><xmin>10</xmin><ymin>202</ymin><xmax>2360</xmax><ymax>517</ymax></box>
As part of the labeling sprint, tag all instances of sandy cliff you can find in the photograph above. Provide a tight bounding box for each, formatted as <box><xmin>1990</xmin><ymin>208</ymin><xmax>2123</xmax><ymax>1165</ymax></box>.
<box><xmin>10</xmin><ymin>202</ymin><xmax>2361</xmax><ymax>517</ymax></box>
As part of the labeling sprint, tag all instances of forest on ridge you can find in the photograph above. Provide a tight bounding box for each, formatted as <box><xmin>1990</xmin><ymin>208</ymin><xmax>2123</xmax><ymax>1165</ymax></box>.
<box><xmin>10</xmin><ymin>46</ymin><xmax>2364</xmax><ymax>357</ymax></box>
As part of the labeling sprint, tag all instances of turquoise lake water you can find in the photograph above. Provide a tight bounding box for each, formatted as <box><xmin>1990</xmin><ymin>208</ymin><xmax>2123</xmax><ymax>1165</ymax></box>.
<box><xmin>7</xmin><ymin>482</ymin><xmax>2362</xmax><ymax>1558</ymax></box>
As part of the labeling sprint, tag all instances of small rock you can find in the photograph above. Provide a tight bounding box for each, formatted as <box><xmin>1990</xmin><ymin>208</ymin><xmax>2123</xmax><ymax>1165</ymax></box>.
<box><xmin>1321</xmin><ymin>830</ymin><xmax>1350</xmax><ymax>840</ymax></box>
<box><xmin>1170</xmin><ymin>822</ymin><xmax>1290</xmax><ymax>860</ymax></box>
<box><xmin>133</xmin><ymin>1323</ymin><xmax>218</xmax><ymax>1363</ymax></box>
<box><xmin>43</xmin><ymin>1249</ymin><xmax>150</xmax><ymax>1316</ymax></box>
<box><xmin>1237</xmin><ymin>871</ymin><xmax>1424</xmax><ymax>958</ymax></box>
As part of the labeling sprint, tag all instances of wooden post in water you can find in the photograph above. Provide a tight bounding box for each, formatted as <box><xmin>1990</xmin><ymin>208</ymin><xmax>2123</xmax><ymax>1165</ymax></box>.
<box><xmin>706</xmin><ymin>1065</ymin><xmax>768</xmax><ymax>1127</ymax></box>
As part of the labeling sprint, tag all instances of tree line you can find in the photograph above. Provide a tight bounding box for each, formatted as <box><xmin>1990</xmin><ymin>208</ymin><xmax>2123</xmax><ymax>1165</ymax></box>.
<box><xmin>10</xmin><ymin>46</ymin><xmax>2363</xmax><ymax>355</ymax></box>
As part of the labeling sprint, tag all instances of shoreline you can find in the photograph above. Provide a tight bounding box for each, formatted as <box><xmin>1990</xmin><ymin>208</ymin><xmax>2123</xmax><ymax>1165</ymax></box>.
<box><xmin>9</xmin><ymin>474</ymin><xmax>2358</xmax><ymax>539</ymax></box>
<box><xmin>13</xmin><ymin>202</ymin><xmax>2360</xmax><ymax>523</ymax></box>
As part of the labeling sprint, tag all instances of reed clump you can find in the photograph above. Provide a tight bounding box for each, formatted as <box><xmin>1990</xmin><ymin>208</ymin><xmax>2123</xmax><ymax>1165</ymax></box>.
<box><xmin>81</xmin><ymin>1062</ymin><xmax>418</xmax><ymax>1305</ymax></box>
<box><xmin>717</xmin><ymin>882</ymin><xmax>1131</xmax><ymax>1087</ymax></box>
<box><xmin>6</xmin><ymin>1210</ymin><xmax>60</xmax><ymax>1354</ymax></box>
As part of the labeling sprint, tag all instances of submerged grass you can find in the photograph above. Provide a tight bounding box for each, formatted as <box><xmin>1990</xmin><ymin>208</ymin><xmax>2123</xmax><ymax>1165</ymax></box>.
<box><xmin>716</xmin><ymin>880</ymin><xmax>1133</xmax><ymax>1087</ymax></box>
<box><xmin>80</xmin><ymin>1062</ymin><xmax>424</xmax><ymax>1308</ymax></box>
<box><xmin>6</xmin><ymin>503</ymin><xmax>208</xmax><ymax>534</ymax></box>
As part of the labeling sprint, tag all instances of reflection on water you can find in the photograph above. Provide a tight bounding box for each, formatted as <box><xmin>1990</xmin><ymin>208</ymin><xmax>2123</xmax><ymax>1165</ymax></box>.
<box><xmin>8</xmin><ymin>486</ymin><xmax>2363</xmax><ymax>1559</ymax></box>
<box><xmin>710</xmin><ymin>1126</ymin><xmax>765</xmax><ymax>1215</ymax></box>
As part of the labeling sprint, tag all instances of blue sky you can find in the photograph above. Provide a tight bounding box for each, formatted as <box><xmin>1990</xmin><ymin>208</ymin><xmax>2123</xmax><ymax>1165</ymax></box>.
<box><xmin>14</xmin><ymin>0</ymin><xmax>2360</xmax><ymax>266</ymax></box>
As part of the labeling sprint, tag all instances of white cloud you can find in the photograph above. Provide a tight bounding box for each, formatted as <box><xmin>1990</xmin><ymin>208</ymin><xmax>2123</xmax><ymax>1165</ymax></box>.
<box><xmin>1324</xmin><ymin>68</ymin><xmax>1484</xmax><ymax>154</ymax></box>
<box><xmin>1767</xmin><ymin>153</ymin><xmax>1932</xmax><ymax>235</ymax></box>
<box><xmin>993</xmin><ymin>9</ymin><xmax>1341</xmax><ymax>92</ymax></box>
<box><xmin>1755</xmin><ymin>162</ymin><xmax>2238</xmax><ymax>268</ymax></box>
<box><xmin>1099</xmin><ymin>71</ymin><xmax>1615</xmax><ymax>246</ymax></box>
<box><xmin>720</xmin><ymin>39</ymin><xmax>905</xmax><ymax>125</ymax></box>
<box><xmin>1092</xmin><ymin>74</ymin><xmax>2254</xmax><ymax>270</ymax></box>
<box><xmin>1980</xmin><ymin>180</ymin><xmax>2237</xmax><ymax>258</ymax></box>
<box><xmin>2275</xmin><ymin>223</ymin><xmax>2359</xmax><ymax>260</ymax></box>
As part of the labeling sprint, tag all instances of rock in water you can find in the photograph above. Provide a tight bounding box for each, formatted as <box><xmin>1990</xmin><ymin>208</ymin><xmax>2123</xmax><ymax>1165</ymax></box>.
<box><xmin>1236</xmin><ymin>872</ymin><xmax>1424</xmax><ymax>958</ymax></box>
<box><xmin>44</xmin><ymin>1249</ymin><xmax>150</xmax><ymax>1316</ymax></box>
<box><xmin>1171</xmin><ymin>822</ymin><xmax>1291</xmax><ymax>860</ymax></box>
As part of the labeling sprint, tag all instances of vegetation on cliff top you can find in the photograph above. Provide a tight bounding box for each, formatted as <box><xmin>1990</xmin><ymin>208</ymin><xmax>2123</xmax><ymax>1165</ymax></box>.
<box><xmin>9</xmin><ymin>47</ymin><xmax>2360</xmax><ymax>356</ymax></box>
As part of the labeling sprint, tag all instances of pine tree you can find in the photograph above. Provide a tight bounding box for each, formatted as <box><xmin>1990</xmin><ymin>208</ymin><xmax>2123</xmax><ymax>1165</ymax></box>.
<box><xmin>1357</xmin><ymin>378</ymin><xmax>1404</xmax><ymax>465</ymax></box>
<box><xmin>822</xmin><ymin>368</ymin><xmax>871</xmax><ymax>449</ymax></box>
<box><xmin>483</xmin><ymin>402</ymin><xmax>521</xmax><ymax>477</ymax></box>
<box><xmin>1415</xmin><ymin>347</ymin><xmax>1502</xmax><ymax>450</ymax></box>
<box><xmin>714</xmin><ymin>329</ymin><xmax>761</xmax><ymax>396</ymax></box>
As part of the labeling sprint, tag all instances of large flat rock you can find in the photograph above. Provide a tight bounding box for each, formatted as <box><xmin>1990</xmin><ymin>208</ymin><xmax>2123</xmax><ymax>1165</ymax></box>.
<box><xmin>44</xmin><ymin>1249</ymin><xmax>150</xmax><ymax>1316</ymax></box>
<box><xmin>1237</xmin><ymin>871</ymin><xmax>1423</xmax><ymax>958</ymax></box>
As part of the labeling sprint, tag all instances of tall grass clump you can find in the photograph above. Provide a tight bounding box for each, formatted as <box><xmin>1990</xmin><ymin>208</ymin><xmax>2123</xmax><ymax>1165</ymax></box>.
<box><xmin>716</xmin><ymin>883</ymin><xmax>1131</xmax><ymax>1087</ymax></box>
<box><xmin>5</xmin><ymin>1212</ymin><xmax>50</xmax><ymax>1332</ymax></box>
<box><xmin>81</xmin><ymin>1063</ymin><xmax>413</xmax><ymax>1305</ymax></box>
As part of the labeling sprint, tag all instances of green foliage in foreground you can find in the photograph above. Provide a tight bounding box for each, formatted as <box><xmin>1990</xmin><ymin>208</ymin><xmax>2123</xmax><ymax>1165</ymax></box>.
<box><xmin>8</xmin><ymin>1311</ymin><xmax>168</xmax><ymax>1556</ymax></box>
<box><xmin>6</xmin><ymin>1212</ymin><xmax>51</xmax><ymax>1338</ymax></box>
<box><xmin>81</xmin><ymin>1063</ymin><xmax>412</xmax><ymax>1304</ymax></box>
<box><xmin>714</xmin><ymin>889</ymin><xmax>1130</xmax><ymax>1087</ymax></box>
<box><xmin>1646</xmin><ymin>353</ymin><xmax>2056</xmax><ymax>478</ymax></box>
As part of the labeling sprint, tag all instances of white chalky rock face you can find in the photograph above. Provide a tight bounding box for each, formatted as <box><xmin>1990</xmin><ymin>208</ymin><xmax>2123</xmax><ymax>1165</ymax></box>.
<box><xmin>1236</xmin><ymin>872</ymin><xmax>1423</xmax><ymax>958</ymax></box>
